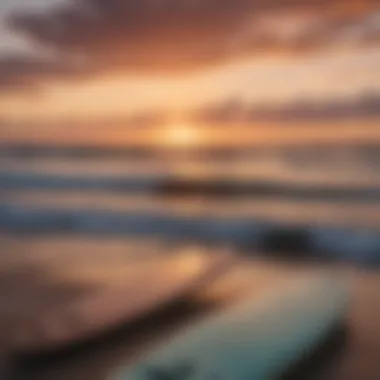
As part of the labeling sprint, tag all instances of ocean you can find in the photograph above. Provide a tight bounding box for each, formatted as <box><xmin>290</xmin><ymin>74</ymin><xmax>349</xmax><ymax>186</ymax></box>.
<box><xmin>1</xmin><ymin>143</ymin><xmax>380</xmax><ymax>266</ymax></box>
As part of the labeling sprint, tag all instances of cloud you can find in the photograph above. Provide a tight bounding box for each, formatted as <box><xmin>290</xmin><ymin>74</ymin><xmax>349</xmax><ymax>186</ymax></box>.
<box><xmin>194</xmin><ymin>91</ymin><xmax>380</xmax><ymax>124</ymax></box>
<box><xmin>8</xmin><ymin>0</ymin><xmax>255</xmax><ymax>72</ymax></box>
<box><xmin>0</xmin><ymin>0</ymin><xmax>379</xmax><ymax>93</ymax></box>
<box><xmin>0</xmin><ymin>53</ymin><xmax>88</xmax><ymax>92</ymax></box>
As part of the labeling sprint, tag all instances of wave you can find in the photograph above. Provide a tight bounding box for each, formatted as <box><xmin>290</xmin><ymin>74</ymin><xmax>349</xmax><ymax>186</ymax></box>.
<box><xmin>2</xmin><ymin>142</ymin><xmax>380</xmax><ymax>163</ymax></box>
<box><xmin>1</xmin><ymin>205</ymin><xmax>379</xmax><ymax>266</ymax></box>
<box><xmin>1</xmin><ymin>172</ymin><xmax>380</xmax><ymax>202</ymax></box>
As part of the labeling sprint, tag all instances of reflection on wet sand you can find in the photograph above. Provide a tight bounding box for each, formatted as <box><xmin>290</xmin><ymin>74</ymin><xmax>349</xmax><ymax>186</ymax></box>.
<box><xmin>0</xmin><ymin>236</ymin><xmax>232</xmax><ymax>355</ymax></box>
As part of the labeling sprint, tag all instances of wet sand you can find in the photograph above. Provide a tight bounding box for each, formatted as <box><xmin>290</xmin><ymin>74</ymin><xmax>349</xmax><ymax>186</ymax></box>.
<box><xmin>0</xmin><ymin>235</ymin><xmax>379</xmax><ymax>379</ymax></box>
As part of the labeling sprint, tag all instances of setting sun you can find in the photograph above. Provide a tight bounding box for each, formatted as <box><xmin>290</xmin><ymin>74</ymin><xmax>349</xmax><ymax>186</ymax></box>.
<box><xmin>160</xmin><ymin>123</ymin><xmax>201</xmax><ymax>148</ymax></box>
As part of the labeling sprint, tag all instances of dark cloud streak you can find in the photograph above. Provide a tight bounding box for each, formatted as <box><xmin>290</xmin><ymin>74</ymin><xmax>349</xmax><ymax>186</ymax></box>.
<box><xmin>0</xmin><ymin>52</ymin><xmax>93</xmax><ymax>94</ymax></box>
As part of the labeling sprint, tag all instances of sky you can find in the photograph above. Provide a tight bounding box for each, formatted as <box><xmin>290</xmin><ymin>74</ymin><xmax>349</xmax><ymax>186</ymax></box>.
<box><xmin>0</xmin><ymin>0</ymin><xmax>380</xmax><ymax>144</ymax></box>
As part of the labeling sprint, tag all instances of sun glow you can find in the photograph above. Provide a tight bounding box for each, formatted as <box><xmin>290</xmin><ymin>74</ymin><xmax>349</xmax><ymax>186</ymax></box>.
<box><xmin>161</xmin><ymin>123</ymin><xmax>201</xmax><ymax>148</ymax></box>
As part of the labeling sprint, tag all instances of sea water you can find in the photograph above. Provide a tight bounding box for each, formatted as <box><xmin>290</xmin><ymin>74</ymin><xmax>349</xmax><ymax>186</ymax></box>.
<box><xmin>1</xmin><ymin>144</ymin><xmax>380</xmax><ymax>265</ymax></box>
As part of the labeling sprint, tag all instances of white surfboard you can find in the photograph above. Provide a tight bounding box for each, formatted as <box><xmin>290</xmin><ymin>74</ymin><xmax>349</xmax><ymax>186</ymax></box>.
<box><xmin>110</xmin><ymin>274</ymin><xmax>348</xmax><ymax>380</ymax></box>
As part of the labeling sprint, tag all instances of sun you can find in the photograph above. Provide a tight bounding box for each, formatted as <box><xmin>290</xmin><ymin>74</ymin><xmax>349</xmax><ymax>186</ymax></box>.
<box><xmin>162</xmin><ymin>123</ymin><xmax>200</xmax><ymax>148</ymax></box>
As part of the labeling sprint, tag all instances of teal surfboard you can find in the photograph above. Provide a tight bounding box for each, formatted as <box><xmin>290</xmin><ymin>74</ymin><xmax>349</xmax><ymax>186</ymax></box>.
<box><xmin>109</xmin><ymin>274</ymin><xmax>348</xmax><ymax>380</ymax></box>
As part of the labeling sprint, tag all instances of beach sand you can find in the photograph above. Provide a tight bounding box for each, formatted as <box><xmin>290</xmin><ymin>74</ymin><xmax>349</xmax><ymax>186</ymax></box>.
<box><xmin>0</xmin><ymin>234</ymin><xmax>379</xmax><ymax>379</ymax></box>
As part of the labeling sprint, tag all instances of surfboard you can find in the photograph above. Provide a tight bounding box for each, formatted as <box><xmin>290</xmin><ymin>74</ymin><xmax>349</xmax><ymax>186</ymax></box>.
<box><xmin>11</xmin><ymin>249</ymin><xmax>233</xmax><ymax>355</ymax></box>
<box><xmin>109</xmin><ymin>273</ymin><xmax>349</xmax><ymax>380</ymax></box>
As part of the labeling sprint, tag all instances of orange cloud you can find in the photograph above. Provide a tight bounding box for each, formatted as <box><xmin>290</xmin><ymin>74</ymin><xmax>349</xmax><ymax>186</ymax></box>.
<box><xmin>194</xmin><ymin>91</ymin><xmax>380</xmax><ymax>125</ymax></box>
